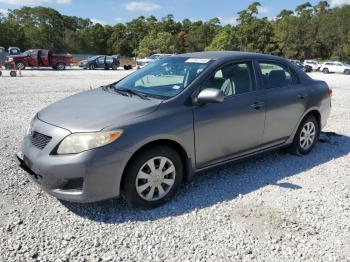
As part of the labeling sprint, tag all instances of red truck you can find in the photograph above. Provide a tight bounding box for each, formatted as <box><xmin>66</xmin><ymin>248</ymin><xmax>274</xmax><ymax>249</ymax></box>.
<box><xmin>5</xmin><ymin>49</ymin><xmax>73</xmax><ymax>70</ymax></box>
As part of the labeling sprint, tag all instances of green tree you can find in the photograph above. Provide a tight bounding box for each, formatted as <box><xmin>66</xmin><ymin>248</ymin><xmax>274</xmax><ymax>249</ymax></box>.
<box><xmin>138</xmin><ymin>31</ymin><xmax>176</xmax><ymax>57</ymax></box>
<box><xmin>206</xmin><ymin>26</ymin><xmax>238</xmax><ymax>51</ymax></box>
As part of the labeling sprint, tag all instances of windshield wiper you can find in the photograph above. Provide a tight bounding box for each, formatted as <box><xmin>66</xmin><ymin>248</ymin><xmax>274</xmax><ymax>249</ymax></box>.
<box><xmin>112</xmin><ymin>87</ymin><xmax>150</xmax><ymax>100</ymax></box>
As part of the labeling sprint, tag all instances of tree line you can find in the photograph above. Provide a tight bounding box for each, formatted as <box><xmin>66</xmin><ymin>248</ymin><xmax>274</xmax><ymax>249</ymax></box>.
<box><xmin>0</xmin><ymin>1</ymin><xmax>349</xmax><ymax>61</ymax></box>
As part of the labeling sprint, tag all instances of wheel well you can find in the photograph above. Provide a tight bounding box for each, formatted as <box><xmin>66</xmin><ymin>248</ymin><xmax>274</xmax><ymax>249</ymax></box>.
<box><xmin>306</xmin><ymin>110</ymin><xmax>321</xmax><ymax>129</ymax></box>
<box><xmin>120</xmin><ymin>139</ymin><xmax>190</xmax><ymax>189</ymax></box>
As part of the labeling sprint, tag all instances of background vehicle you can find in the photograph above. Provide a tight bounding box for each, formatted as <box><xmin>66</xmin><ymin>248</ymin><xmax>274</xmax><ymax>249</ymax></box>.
<box><xmin>8</xmin><ymin>47</ymin><xmax>21</xmax><ymax>56</ymax></box>
<box><xmin>289</xmin><ymin>59</ymin><xmax>312</xmax><ymax>72</ymax></box>
<box><xmin>303</xmin><ymin>60</ymin><xmax>320</xmax><ymax>71</ymax></box>
<box><xmin>0</xmin><ymin>47</ymin><xmax>5</xmax><ymax>65</ymax></box>
<box><xmin>5</xmin><ymin>49</ymin><xmax>73</xmax><ymax>70</ymax></box>
<box><xmin>17</xmin><ymin>52</ymin><xmax>332</xmax><ymax>208</ymax></box>
<box><xmin>137</xmin><ymin>54</ymin><xmax>173</xmax><ymax>68</ymax></box>
<box><xmin>320</xmin><ymin>61</ymin><xmax>350</xmax><ymax>74</ymax></box>
<box><xmin>79</xmin><ymin>55</ymin><xmax>120</xmax><ymax>70</ymax></box>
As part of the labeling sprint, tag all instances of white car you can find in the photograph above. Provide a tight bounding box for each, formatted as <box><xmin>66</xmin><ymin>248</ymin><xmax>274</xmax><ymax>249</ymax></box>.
<box><xmin>137</xmin><ymin>54</ymin><xmax>173</xmax><ymax>68</ymax></box>
<box><xmin>303</xmin><ymin>60</ymin><xmax>320</xmax><ymax>71</ymax></box>
<box><xmin>320</xmin><ymin>61</ymin><xmax>350</xmax><ymax>75</ymax></box>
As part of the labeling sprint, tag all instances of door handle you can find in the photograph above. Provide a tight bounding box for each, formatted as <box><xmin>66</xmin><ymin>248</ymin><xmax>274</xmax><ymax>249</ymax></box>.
<box><xmin>250</xmin><ymin>101</ymin><xmax>265</xmax><ymax>110</ymax></box>
<box><xmin>298</xmin><ymin>93</ymin><xmax>308</xmax><ymax>99</ymax></box>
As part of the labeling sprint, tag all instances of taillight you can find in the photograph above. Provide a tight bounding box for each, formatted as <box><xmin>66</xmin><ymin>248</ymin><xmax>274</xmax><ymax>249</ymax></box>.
<box><xmin>327</xmin><ymin>86</ymin><xmax>333</xmax><ymax>97</ymax></box>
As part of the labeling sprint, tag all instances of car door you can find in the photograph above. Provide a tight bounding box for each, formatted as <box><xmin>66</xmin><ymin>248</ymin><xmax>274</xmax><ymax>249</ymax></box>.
<box><xmin>335</xmin><ymin>63</ymin><xmax>343</xmax><ymax>73</ymax></box>
<box><xmin>96</xmin><ymin>56</ymin><xmax>106</xmax><ymax>68</ymax></box>
<box><xmin>27</xmin><ymin>50</ymin><xmax>38</xmax><ymax>67</ymax></box>
<box><xmin>193</xmin><ymin>61</ymin><xmax>266</xmax><ymax>168</ymax></box>
<box><xmin>257</xmin><ymin>61</ymin><xmax>308</xmax><ymax>146</ymax></box>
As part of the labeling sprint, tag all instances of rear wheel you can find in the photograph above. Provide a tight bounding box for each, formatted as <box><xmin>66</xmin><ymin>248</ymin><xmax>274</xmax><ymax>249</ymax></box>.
<box><xmin>122</xmin><ymin>146</ymin><xmax>183</xmax><ymax>208</ymax></box>
<box><xmin>89</xmin><ymin>64</ymin><xmax>95</xmax><ymax>70</ymax></box>
<box><xmin>291</xmin><ymin>115</ymin><xmax>319</xmax><ymax>155</ymax></box>
<box><xmin>322</xmin><ymin>68</ymin><xmax>329</xmax><ymax>74</ymax></box>
<box><xmin>10</xmin><ymin>71</ymin><xmax>17</xmax><ymax>77</ymax></box>
<box><xmin>15</xmin><ymin>61</ymin><xmax>25</xmax><ymax>70</ymax></box>
<box><xmin>56</xmin><ymin>63</ymin><xmax>66</xmax><ymax>70</ymax></box>
<box><xmin>344</xmin><ymin>69</ymin><xmax>350</xmax><ymax>75</ymax></box>
<box><xmin>0</xmin><ymin>71</ymin><xmax>2</xmax><ymax>77</ymax></box>
<box><xmin>112</xmin><ymin>64</ymin><xmax>118</xmax><ymax>70</ymax></box>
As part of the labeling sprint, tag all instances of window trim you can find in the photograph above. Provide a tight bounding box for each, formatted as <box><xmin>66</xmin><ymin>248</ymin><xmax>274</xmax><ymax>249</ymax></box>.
<box><xmin>256</xmin><ymin>59</ymin><xmax>300</xmax><ymax>90</ymax></box>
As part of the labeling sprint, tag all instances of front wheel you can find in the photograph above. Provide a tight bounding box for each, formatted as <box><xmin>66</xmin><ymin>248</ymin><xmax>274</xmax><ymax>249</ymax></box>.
<box><xmin>291</xmin><ymin>115</ymin><xmax>319</xmax><ymax>155</ymax></box>
<box><xmin>56</xmin><ymin>63</ymin><xmax>66</xmax><ymax>70</ymax></box>
<box><xmin>344</xmin><ymin>69</ymin><xmax>350</xmax><ymax>75</ymax></box>
<box><xmin>322</xmin><ymin>68</ymin><xmax>329</xmax><ymax>74</ymax></box>
<box><xmin>15</xmin><ymin>61</ymin><xmax>25</xmax><ymax>70</ymax></box>
<box><xmin>122</xmin><ymin>146</ymin><xmax>183</xmax><ymax>208</ymax></box>
<box><xmin>89</xmin><ymin>64</ymin><xmax>95</xmax><ymax>70</ymax></box>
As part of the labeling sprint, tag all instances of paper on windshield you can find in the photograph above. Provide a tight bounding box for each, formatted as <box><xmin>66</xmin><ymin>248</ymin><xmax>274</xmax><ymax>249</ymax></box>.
<box><xmin>185</xmin><ymin>58</ymin><xmax>211</xmax><ymax>64</ymax></box>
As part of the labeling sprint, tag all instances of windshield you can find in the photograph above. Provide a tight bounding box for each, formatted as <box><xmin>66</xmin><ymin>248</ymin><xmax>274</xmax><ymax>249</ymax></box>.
<box><xmin>89</xmin><ymin>56</ymin><xmax>100</xmax><ymax>60</ymax></box>
<box><xmin>113</xmin><ymin>57</ymin><xmax>213</xmax><ymax>99</ymax></box>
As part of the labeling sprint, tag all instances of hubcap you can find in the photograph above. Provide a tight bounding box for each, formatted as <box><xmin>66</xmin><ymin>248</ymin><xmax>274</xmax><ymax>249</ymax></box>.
<box><xmin>135</xmin><ymin>156</ymin><xmax>176</xmax><ymax>201</ymax></box>
<box><xmin>300</xmin><ymin>122</ymin><xmax>316</xmax><ymax>150</ymax></box>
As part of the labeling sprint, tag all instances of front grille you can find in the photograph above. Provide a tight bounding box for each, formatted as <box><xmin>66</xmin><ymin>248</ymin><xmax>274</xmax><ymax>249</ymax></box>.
<box><xmin>31</xmin><ymin>131</ymin><xmax>52</xmax><ymax>150</ymax></box>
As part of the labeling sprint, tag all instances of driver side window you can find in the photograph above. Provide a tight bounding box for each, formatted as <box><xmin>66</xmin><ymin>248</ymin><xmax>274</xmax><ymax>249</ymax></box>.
<box><xmin>202</xmin><ymin>62</ymin><xmax>256</xmax><ymax>96</ymax></box>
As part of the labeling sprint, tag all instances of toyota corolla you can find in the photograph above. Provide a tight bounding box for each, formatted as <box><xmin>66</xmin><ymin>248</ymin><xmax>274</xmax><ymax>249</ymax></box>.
<box><xmin>16</xmin><ymin>52</ymin><xmax>332</xmax><ymax>208</ymax></box>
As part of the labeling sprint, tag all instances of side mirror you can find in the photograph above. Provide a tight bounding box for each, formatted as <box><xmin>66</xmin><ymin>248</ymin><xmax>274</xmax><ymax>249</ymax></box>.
<box><xmin>194</xmin><ymin>88</ymin><xmax>225</xmax><ymax>105</ymax></box>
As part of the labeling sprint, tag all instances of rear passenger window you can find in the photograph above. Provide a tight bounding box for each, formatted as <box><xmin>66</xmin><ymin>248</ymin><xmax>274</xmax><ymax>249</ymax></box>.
<box><xmin>258</xmin><ymin>62</ymin><xmax>298</xmax><ymax>89</ymax></box>
<box><xmin>106</xmin><ymin>56</ymin><xmax>113</xmax><ymax>63</ymax></box>
<box><xmin>203</xmin><ymin>62</ymin><xmax>256</xmax><ymax>96</ymax></box>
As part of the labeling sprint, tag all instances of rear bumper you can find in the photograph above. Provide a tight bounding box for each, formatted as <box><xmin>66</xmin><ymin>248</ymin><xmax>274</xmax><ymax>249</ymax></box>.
<box><xmin>17</xmin><ymin>118</ymin><xmax>132</xmax><ymax>203</ymax></box>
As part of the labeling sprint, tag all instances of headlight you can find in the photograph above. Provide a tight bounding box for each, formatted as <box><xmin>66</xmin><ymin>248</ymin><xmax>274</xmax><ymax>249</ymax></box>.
<box><xmin>8</xmin><ymin>57</ymin><xmax>14</xmax><ymax>62</ymax></box>
<box><xmin>57</xmin><ymin>130</ymin><xmax>123</xmax><ymax>155</ymax></box>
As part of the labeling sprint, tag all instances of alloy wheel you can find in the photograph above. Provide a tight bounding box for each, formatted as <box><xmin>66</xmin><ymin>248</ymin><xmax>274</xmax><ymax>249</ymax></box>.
<box><xmin>299</xmin><ymin>122</ymin><xmax>316</xmax><ymax>150</ymax></box>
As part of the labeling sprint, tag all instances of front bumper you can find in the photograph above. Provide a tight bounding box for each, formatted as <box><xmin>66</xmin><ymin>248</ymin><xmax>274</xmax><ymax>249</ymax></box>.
<box><xmin>17</xmin><ymin>118</ymin><xmax>132</xmax><ymax>203</ymax></box>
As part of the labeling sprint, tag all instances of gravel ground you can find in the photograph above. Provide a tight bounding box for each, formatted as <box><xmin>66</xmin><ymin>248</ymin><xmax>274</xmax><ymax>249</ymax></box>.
<box><xmin>0</xmin><ymin>69</ymin><xmax>349</xmax><ymax>262</ymax></box>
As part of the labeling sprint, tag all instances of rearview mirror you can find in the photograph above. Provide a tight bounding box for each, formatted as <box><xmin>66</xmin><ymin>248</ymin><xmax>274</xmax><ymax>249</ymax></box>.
<box><xmin>194</xmin><ymin>88</ymin><xmax>225</xmax><ymax>105</ymax></box>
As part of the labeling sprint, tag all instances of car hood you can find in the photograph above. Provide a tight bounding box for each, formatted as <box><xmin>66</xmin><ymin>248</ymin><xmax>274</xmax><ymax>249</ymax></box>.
<box><xmin>37</xmin><ymin>88</ymin><xmax>161</xmax><ymax>133</ymax></box>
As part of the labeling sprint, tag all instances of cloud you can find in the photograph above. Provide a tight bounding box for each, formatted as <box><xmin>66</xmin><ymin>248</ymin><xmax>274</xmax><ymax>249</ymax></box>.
<box><xmin>218</xmin><ymin>17</ymin><xmax>238</xmax><ymax>26</ymax></box>
<box><xmin>0</xmin><ymin>8</ymin><xmax>9</xmax><ymax>16</ymax></box>
<box><xmin>0</xmin><ymin>0</ymin><xmax>71</xmax><ymax>4</ymax></box>
<box><xmin>257</xmin><ymin>6</ymin><xmax>271</xmax><ymax>15</ymax></box>
<box><xmin>115</xmin><ymin>17</ymin><xmax>123</xmax><ymax>22</ymax></box>
<box><xmin>330</xmin><ymin>0</ymin><xmax>350</xmax><ymax>7</ymax></box>
<box><xmin>90</xmin><ymin>18</ymin><xmax>105</xmax><ymax>25</ymax></box>
<box><xmin>124</xmin><ymin>1</ymin><xmax>161</xmax><ymax>11</ymax></box>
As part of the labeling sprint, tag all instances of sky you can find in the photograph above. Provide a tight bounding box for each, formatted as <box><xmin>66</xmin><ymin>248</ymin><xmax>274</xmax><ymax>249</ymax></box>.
<box><xmin>0</xmin><ymin>0</ymin><xmax>350</xmax><ymax>25</ymax></box>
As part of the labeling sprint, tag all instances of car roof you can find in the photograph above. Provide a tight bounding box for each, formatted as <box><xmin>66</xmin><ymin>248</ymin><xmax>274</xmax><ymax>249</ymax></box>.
<box><xmin>175</xmin><ymin>51</ymin><xmax>286</xmax><ymax>62</ymax></box>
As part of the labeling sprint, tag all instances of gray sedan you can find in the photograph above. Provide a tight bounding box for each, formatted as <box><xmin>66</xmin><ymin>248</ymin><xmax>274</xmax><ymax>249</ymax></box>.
<box><xmin>16</xmin><ymin>51</ymin><xmax>332</xmax><ymax>208</ymax></box>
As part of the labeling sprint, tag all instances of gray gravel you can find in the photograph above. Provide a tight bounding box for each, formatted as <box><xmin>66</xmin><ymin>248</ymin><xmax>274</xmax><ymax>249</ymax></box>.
<box><xmin>0</xmin><ymin>69</ymin><xmax>349</xmax><ymax>262</ymax></box>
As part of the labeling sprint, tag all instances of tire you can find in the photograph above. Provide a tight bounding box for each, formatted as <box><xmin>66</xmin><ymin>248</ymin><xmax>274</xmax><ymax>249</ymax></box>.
<box><xmin>112</xmin><ymin>64</ymin><xmax>118</xmax><ymax>70</ymax></box>
<box><xmin>123</xmin><ymin>65</ymin><xmax>129</xmax><ymax>70</ymax></box>
<box><xmin>0</xmin><ymin>71</ymin><xmax>2</xmax><ymax>77</ymax></box>
<box><xmin>56</xmin><ymin>63</ymin><xmax>66</xmax><ymax>70</ymax></box>
<box><xmin>15</xmin><ymin>61</ymin><xmax>25</xmax><ymax>70</ymax></box>
<box><xmin>89</xmin><ymin>64</ymin><xmax>95</xmax><ymax>70</ymax></box>
<box><xmin>344</xmin><ymin>69</ymin><xmax>350</xmax><ymax>75</ymax></box>
<box><xmin>122</xmin><ymin>146</ymin><xmax>183</xmax><ymax>208</ymax></box>
<box><xmin>128</xmin><ymin>65</ymin><xmax>133</xmax><ymax>70</ymax></box>
<box><xmin>10</xmin><ymin>71</ymin><xmax>16</xmax><ymax>77</ymax></box>
<box><xmin>291</xmin><ymin>115</ymin><xmax>319</xmax><ymax>155</ymax></box>
<box><xmin>322</xmin><ymin>68</ymin><xmax>329</xmax><ymax>74</ymax></box>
